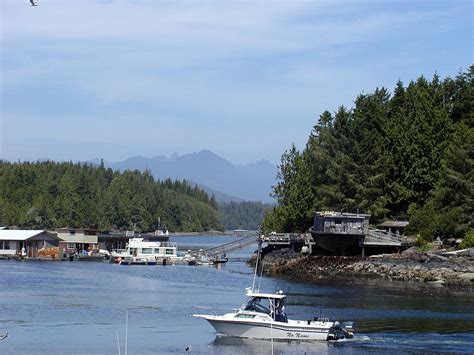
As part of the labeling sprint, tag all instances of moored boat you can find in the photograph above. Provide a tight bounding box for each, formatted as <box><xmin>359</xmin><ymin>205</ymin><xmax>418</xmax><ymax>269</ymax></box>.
<box><xmin>212</xmin><ymin>253</ymin><xmax>228</xmax><ymax>264</ymax></box>
<box><xmin>111</xmin><ymin>238</ymin><xmax>192</xmax><ymax>265</ymax></box>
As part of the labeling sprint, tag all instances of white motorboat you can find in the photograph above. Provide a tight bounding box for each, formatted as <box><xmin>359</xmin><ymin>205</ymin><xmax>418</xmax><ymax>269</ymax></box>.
<box><xmin>193</xmin><ymin>288</ymin><xmax>354</xmax><ymax>341</ymax></box>
<box><xmin>111</xmin><ymin>238</ymin><xmax>191</xmax><ymax>264</ymax></box>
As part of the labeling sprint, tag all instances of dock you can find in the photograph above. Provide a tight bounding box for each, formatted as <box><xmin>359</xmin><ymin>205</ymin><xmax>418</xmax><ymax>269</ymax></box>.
<box><xmin>261</xmin><ymin>227</ymin><xmax>414</xmax><ymax>256</ymax></box>
<box><xmin>205</xmin><ymin>235</ymin><xmax>258</xmax><ymax>255</ymax></box>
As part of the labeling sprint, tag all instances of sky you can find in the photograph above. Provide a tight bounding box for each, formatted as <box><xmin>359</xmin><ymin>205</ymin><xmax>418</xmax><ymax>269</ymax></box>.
<box><xmin>1</xmin><ymin>0</ymin><xmax>472</xmax><ymax>165</ymax></box>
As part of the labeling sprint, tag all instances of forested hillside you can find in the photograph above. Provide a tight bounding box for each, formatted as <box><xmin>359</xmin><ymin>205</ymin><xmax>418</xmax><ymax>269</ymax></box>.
<box><xmin>263</xmin><ymin>67</ymin><xmax>473</xmax><ymax>244</ymax></box>
<box><xmin>219</xmin><ymin>201</ymin><xmax>273</xmax><ymax>230</ymax></box>
<box><xmin>0</xmin><ymin>161</ymin><xmax>222</xmax><ymax>232</ymax></box>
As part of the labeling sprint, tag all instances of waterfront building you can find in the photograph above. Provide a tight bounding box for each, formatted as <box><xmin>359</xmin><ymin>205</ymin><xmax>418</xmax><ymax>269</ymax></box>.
<box><xmin>54</xmin><ymin>228</ymin><xmax>99</xmax><ymax>254</ymax></box>
<box><xmin>309</xmin><ymin>211</ymin><xmax>370</xmax><ymax>254</ymax></box>
<box><xmin>0</xmin><ymin>230</ymin><xmax>60</xmax><ymax>258</ymax></box>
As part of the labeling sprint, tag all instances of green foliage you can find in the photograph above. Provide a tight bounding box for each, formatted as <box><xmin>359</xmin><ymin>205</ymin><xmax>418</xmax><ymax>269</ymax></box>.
<box><xmin>0</xmin><ymin>161</ymin><xmax>222</xmax><ymax>232</ymax></box>
<box><xmin>264</xmin><ymin>66</ymin><xmax>473</xmax><ymax>245</ymax></box>
<box><xmin>218</xmin><ymin>201</ymin><xmax>273</xmax><ymax>230</ymax></box>
<box><xmin>414</xmin><ymin>234</ymin><xmax>434</xmax><ymax>252</ymax></box>
<box><xmin>459</xmin><ymin>230</ymin><xmax>474</xmax><ymax>249</ymax></box>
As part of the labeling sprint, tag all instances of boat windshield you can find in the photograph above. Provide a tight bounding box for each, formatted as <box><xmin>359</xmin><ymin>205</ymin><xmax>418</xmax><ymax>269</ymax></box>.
<box><xmin>244</xmin><ymin>297</ymin><xmax>287</xmax><ymax>322</ymax></box>
<box><xmin>244</xmin><ymin>298</ymin><xmax>271</xmax><ymax>315</ymax></box>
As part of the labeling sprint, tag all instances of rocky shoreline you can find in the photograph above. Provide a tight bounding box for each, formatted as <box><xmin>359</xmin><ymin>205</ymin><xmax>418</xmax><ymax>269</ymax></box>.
<box><xmin>252</xmin><ymin>247</ymin><xmax>474</xmax><ymax>290</ymax></box>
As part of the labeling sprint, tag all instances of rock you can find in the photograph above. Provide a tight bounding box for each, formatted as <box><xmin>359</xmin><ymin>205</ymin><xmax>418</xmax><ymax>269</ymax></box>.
<box><xmin>432</xmin><ymin>254</ymin><xmax>449</xmax><ymax>262</ymax></box>
<box><xmin>428</xmin><ymin>279</ymin><xmax>445</xmax><ymax>285</ymax></box>
<box><xmin>457</xmin><ymin>273</ymin><xmax>474</xmax><ymax>281</ymax></box>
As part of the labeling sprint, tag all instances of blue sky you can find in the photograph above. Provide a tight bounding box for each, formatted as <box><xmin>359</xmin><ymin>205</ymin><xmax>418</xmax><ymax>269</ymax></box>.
<box><xmin>1</xmin><ymin>0</ymin><xmax>472</xmax><ymax>165</ymax></box>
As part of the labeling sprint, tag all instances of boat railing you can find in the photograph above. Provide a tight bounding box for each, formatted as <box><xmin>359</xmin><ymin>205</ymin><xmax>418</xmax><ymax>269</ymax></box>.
<box><xmin>159</xmin><ymin>242</ymin><xmax>177</xmax><ymax>248</ymax></box>
<box><xmin>315</xmin><ymin>225</ymin><xmax>365</xmax><ymax>234</ymax></box>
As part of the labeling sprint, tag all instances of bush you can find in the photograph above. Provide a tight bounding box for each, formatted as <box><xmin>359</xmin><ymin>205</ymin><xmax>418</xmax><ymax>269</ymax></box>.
<box><xmin>415</xmin><ymin>234</ymin><xmax>433</xmax><ymax>252</ymax></box>
<box><xmin>459</xmin><ymin>230</ymin><xmax>474</xmax><ymax>249</ymax></box>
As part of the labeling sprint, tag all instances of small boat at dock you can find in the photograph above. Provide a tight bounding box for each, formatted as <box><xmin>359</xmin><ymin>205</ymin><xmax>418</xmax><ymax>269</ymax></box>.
<box><xmin>111</xmin><ymin>238</ymin><xmax>192</xmax><ymax>265</ymax></box>
<box><xmin>212</xmin><ymin>253</ymin><xmax>228</xmax><ymax>264</ymax></box>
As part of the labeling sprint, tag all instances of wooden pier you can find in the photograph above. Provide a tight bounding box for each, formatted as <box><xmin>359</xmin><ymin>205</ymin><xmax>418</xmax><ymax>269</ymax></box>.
<box><xmin>205</xmin><ymin>235</ymin><xmax>258</xmax><ymax>255</ymax></box>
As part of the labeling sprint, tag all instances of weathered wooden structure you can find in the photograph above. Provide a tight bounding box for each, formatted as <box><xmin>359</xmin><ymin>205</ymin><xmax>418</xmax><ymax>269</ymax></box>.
<box><xmin>259</xmin><ymin>212</ymin><xmax>415</xmax><ymax>256</ymax></box>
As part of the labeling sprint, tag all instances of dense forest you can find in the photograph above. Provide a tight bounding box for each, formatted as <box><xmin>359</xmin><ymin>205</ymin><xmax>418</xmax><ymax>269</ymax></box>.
<box><xmin>0</xmin><ymin>161</ymin><xmax>222</xmax><ymax>232</ymax></box>
<box><xmin>218</xmin><ymin>201</ymin><xmax>273</xmax><ymax>231</ymax></box>
<box><xmin>263</xmin><ymin>67</ymin><xmax>473</xmax><ymax>245</ymax></box>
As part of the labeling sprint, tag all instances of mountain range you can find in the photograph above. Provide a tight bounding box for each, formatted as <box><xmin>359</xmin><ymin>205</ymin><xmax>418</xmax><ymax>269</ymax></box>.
<box><xmin>91</xmin><ymin>150</ymin><xmax>277</xmax><ymax>203</ymax></box>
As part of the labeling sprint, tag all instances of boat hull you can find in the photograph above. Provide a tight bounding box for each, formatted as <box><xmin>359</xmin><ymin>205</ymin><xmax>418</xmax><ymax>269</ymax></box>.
<box><xmin>197</xmin><ymin>316</ymin><xmax>331</xmax><ymax>341</ymax></box>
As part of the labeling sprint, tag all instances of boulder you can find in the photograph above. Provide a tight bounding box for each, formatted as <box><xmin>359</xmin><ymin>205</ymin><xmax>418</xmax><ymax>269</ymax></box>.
<box><xmin>457</xmin><ymin>273</ymin><xmax>474</xmax><ymax>281</ymax></box>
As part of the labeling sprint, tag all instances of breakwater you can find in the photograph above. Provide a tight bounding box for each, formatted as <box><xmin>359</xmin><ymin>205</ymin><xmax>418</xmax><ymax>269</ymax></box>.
<box><xmin>252</xmin><ymin>247</ymin><xmax>474</xmax><ymax>289</ymax></box>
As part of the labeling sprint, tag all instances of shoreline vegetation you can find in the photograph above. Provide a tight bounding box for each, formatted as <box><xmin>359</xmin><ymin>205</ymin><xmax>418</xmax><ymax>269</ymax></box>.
<box><xmin>262</xmin><ymin>67</ymin><xmax>473</xmax><ymax>250</ymax></box>
<box><xmin>250</xmin><ymin>247</ymin><xmax>474</xmax><ymax>291</ymax></box>
<box><xmin>0</xmin><ymin>161</ymin><xmax>269</xmax><ymax>233</ymax></box>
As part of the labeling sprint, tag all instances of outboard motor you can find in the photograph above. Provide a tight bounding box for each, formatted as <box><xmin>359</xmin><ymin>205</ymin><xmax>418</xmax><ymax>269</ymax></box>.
<box><xmin>342</xmin><ymin>321</ymin><xmax>355</xmax><ymax>335</ymax></box>
<box><xmin>327</xmin><ymin>321</ymin><xmax>355</xmax><ymax>340</ymax></box>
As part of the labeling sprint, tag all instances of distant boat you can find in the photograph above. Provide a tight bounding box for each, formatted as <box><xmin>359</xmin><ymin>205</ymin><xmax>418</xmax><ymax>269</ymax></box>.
<box><xmin>154</xmin><ymin>229</ymin><xmax>169</xmax><ymax>237</ymax></box>
<box><xmin>212</xmin><ymin>253</ymin><xmax>228</xmax><ymax>264</ymax></box>
<box><xmin>233</xmin><ymin>229</ymin><xmax>248</xmax><ymax>237</ymax></box>
<box><xmin>111</xmin><ymin>238</ymin><xmax>191</xmax><ymax>265</ymax></box>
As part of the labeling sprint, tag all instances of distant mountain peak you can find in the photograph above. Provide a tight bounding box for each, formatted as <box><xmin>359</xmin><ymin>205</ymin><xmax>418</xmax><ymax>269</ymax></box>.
<box><xmin>90</xmin><ymin>150</ymin><xmax>277</xmax><ymax>203</ymax></box>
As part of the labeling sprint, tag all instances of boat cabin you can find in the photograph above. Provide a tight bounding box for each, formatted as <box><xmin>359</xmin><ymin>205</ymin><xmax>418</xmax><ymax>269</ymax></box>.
<box><xmin>112</xmin><ymin>238</ymin><xmax>179</xmax><ymax>260</ymax></box>
<box><xmin>244</xmin><ymin>290</ymin><xmax>288</xmax><ymax>322</ymax></box>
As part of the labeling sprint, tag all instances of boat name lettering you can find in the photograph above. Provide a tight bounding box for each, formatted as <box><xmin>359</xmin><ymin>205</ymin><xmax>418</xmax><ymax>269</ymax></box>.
<box><xmin>286</xmin><ymin>332</ymin><xmax>309</xmax><ymax>338</ymax></box>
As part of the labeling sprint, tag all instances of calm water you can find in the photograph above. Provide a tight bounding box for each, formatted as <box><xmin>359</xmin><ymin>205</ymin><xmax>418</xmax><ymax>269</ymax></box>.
<box><xmin>0</xmin><ymin>235</ymin><xmax>473</xmax><ymax>354</ymax></box>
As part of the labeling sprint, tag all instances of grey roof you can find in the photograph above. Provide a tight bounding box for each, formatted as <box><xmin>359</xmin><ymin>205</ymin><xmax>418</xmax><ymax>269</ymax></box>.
<box><xmin>59</xmin><ymin>235</ymin><xmax>98</xmax><ymax>243</ymax></box>
<box><xmin>378</xmin><ymin>221</ymin><xmax>409</xmax><ymax>228</ymax></box>
<box><xmin>0</xmin><ymin>230</ymin><xmax>52</xmax><ymax>241</ymax></box>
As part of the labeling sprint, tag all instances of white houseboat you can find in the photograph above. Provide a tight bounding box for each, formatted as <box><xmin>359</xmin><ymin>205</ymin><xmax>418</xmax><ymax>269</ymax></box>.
<box><xmin>111</xmin><ymin>238</ymin><xmax>190</xmax><ymax>264</ymax></box>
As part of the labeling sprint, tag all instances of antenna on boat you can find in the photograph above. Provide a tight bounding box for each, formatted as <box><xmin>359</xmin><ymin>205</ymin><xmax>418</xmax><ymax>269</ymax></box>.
<box><xmin>125</xmin><ymin>310</ymin><xmax>128</xmax><ymax>355</ymax></box>
<box><xmin>257</xmin><ymin>256</ymin><xmax>265</xmax><ymax>292</ymax></box>
<box><xmin>116</xmin><ymin>331</ymin><xmax>121</xmax><ymax>355</ymax></box>
<box><xmin>269</xmin><ymin>298</ymin><xmax>274</xmax><ymax>355</ymax></box>
<box><xmin>252</xmin><ymin>234</ymin><xmax>262</xmax><ymax>292</ymax></box>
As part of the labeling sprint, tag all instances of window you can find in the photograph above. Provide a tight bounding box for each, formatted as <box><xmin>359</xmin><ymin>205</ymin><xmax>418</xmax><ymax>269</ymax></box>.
<box><xmin>141</xmin><ymin>248</ymin><xmax>153</xmax><ymax>254</ymax></box>
<box><xmin>236</xmin><ymin>314</ymin><xmax>255</xmax><ymax>318</ymax></box>
<box><xmin>165</xmin><ymin>248</ymin><xmax>174</xmax><ymax>255</ymax></box>
<box><xmin>0</xmin><ymin>241</ymin><xmax>10</xmax><ymax>250</ymax></box>
<box><xmin>67</xmin><ymin>243</ymin><xmax>75</xmax><ymax>249</ymax></box>
<box><xmin>154</xmin><ymin>248</ymin><xmax>160</xmax><ymax>254</ymax></box>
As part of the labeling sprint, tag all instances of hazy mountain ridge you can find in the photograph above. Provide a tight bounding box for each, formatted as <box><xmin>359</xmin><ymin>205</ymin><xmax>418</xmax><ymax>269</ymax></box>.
<box><xmin>95</xmin><ymin>150</ymin><xmax>277</xmax><ymax>203</ymax></box>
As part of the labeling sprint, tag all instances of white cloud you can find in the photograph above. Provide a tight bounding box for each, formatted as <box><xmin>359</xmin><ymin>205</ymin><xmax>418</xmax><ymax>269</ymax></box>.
<box><xmin>1</xmin><ymin>0</ymin><xmax>471</xmax><ymax>163</ymax></box>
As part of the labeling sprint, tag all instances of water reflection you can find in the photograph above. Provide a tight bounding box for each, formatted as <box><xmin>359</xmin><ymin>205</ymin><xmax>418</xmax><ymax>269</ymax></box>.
<box><xmin>211</xmin><ymin>335</ymin><xmax>331</xmax><ymax>354</ymax></box>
